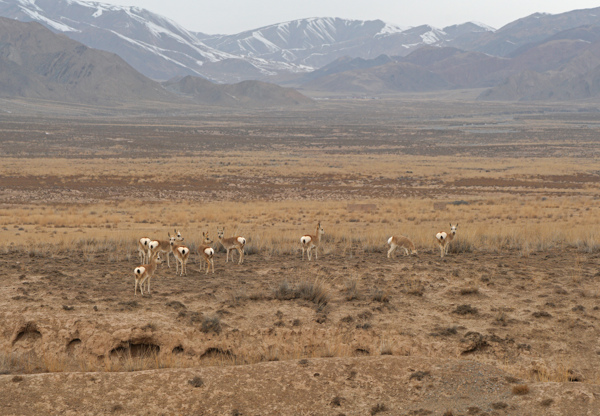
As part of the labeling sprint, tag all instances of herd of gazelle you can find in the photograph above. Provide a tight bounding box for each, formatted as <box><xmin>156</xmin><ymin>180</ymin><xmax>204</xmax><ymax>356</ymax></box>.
<box><xmin>133</xmin><ymin>222</ymin><xmax>459</xmax><ymax>295</ymax></box>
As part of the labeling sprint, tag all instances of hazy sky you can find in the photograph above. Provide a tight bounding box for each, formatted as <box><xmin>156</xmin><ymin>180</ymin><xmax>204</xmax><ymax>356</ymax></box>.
<box><xmin>100</xmin><ymin>0</ymin><xmax>600</xmax><ymax>34</ymax></box>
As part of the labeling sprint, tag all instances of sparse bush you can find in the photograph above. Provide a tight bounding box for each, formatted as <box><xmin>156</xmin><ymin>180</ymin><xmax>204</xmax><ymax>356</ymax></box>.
<box><xmin>188</xmin><ymin>376</ymin><xmax>204</xmax><ymax>388</ymax></box>
<box><xmin>459</xmin><ymin>286</ymin><xmax>479</xmax><ymax>295</ymax></box>
<box><xmin>344</xmin><ymin>278</ymin><xmax>360</xmax><ymax>301</ymax></box>
<box><xmin>453</xmin><ymin>304</ymin><xmax>478</xmax><ymax>315</ymax></box>
<box><xmin>273</xmin><ymin>280</ymin><xmax>296</xmax><ymax>300</ymax></box>
<box><xmin>512</xmin><ymin>384</ymin><xmax>530</xmax><ymax>395</ymax></box>
<box><xmin>297</xmin><ymin>280</ymin><xmax>330</xmax><ymax>306</ymax></box>
<box><xmin>200</xmin><ymin>316</ymin><xmax>222</xmax><ymax>334</ymax></box>
<box><xmin>372</xmin><ymin>288</ymin><xmax>390</xmax><ymax>303</ymax></box>
<box><xmin>370</xmin><ymin>403</ymin><xmax>387</xmax><ymax>415</ymax></box>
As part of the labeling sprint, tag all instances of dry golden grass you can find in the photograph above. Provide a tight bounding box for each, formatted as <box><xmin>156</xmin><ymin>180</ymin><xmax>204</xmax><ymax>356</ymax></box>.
<box><xmin>2</xmin><ymin>194</ymin><xmax>599</xmax><ymax>256</ymax></box>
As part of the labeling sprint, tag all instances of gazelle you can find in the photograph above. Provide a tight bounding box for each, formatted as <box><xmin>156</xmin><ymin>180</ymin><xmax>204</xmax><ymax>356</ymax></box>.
<box><xmin>148</xmin><ymin>229</ymin><xmax>184</xmax><ymax>268</ymax></box>
<box><xmin>387</xmin><ymin>235</ymin><xmax>418</xmax><ymax>258</ymax></box>
<box><xmin>134</xmin><ymin>252</ymin><xmax>161</xmax><ymax>296</ymax></box>
<box><xmin>301</xmin><ymin>221</ymin><xmax>324</xmax><ymax>261</ymax></box>
<box><xmin>171</xmin><ymin>241</ymin><xmax>191</xmax><ymax>276</ymax></box>
<box><xmin>436</xmin><ymin>223</ymin><xmax>458</xmax><ymax>258</ymax></box>
<box><xmin>197</xmin><ymin>232</ymin><xmax>215</xmax><ymax>274</ymax></box>
<box><xmin>137</xmin><ymin>237</ymin><xmax>151</xmax><ymax>264</ymax></box>
<box><xmin>217</xmin><ymin>227</ymin><xmax>246</xmax><ymax>264</ymax></box>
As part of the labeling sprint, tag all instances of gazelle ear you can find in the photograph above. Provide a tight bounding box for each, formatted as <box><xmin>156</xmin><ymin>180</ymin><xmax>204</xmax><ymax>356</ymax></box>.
<box><xmin>449</xmin><ymin>223</ymin><xmax>452</xmax><ymax>227</ymax></box>
<box><xmin>168</xmin><ymin>232</ymin><xmax>171</xmax><ymax>237</ymax></box>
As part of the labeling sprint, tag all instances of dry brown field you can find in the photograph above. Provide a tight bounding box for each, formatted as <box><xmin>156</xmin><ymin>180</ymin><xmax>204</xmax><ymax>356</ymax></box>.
<box><xmin>1</xmin><ymin>97</ymin><xmax>600</xmax><ymax>415</ymax></box>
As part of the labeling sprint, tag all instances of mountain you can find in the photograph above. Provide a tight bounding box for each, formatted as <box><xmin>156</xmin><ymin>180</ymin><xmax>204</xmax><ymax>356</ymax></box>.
<box><xmin>202</xmin><ymin>19</ymin><xmax>494</xmax><ymax>69</ymax></box>
<box><xmin>302</xmin><ymin>62</ymin><xmax>450</xmax><ymax>94</ymax></box>
<box><xmin>0</xmin><ymin>1</ymin><xmax>495</xmax><ymax>82</ymax></box>
<box><xmin>0</xmin><ymin>0</ymin><xmax>300</xmax><ymax>82</ymax></box>
<box><xmin>479</xmin><ymin>40</ymin><xmax>600</xmax><ymax>101</ymax></box>
<box><xmin>297</xmin><ymin>54</ymin><xmax>394</xmax><ymax>84</ymax></box>
<box><xmin>473</xmin><ymin>7</ymin><xmax>600</xmax><ymax>57</ymax></box>
<box><xmin>4</xmin><ymin>0</ymin><xmax>600</xmax><ymax>101</ymax></box>
<box><xmin>0</xmin><ymin>16</ymin><xmax>175</xmax><ymax>104</ymax></box>
<box><xmin>163</xmin><ymin>76</ymin><xmax>314</xmax><ymax>107</ymax></box>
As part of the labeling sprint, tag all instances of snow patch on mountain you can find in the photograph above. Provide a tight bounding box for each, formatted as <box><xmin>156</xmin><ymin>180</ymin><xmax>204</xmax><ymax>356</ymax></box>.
<box><xmin>376</xmin><ymin>23</ymin><xmax>406</xmax><ymax>36</ymax></box>
<box><xmin>20</xmin><ymin>8</ymin><xmax>79</xmax><ymax>32</ymax></box>
<box><xmin>421</xmin><ymin>28</ymin><xmax>445</xmax><ymax>44</ymax></box>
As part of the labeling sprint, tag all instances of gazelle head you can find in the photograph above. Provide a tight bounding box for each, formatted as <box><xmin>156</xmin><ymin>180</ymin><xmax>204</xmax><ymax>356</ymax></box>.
<box><xmin>202</xmin><ymin>231</ymin><xmax>213</xmax><ymax>245</ymax></box>
<box><xmin>317</xmin><ymin>221</ymin><xmax>324</xmax><ymax>236</ymax></box>
<box><xmin>174</xmin><ymin>229</ymin><xmax>184</xmax><ymax>241</ymax></box>
<box><xmin>217</xmin><ymin>227</ymin><xmax>224</xmax><ymax>240</ymax></box>
<box><xmin>168</xmin><ymin>230</ymin><xmax>184</xmax><ymax>246</ymax></box>
<box><xmin>449</xmin><ymin>223</ymin><xmax>458</xmax><ymax>235</ymax></box>
<box><xmin>150</xmin><ymin>252</ymin><xmax>162</xmax><ymax>264</ymax></box>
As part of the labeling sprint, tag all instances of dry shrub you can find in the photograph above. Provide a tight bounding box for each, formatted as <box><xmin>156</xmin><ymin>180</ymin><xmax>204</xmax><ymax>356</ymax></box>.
<box><xmin>188</xmin><ymin>376</ymin><xmax>204</xmax><ymax>388</ymax></box>
<box><xmin>273</xmin><ymin>280</ymin><xmax>296</xmax><ymax>300</ymax></box>
<box><xmin>512</xmin><ymin>384</ymin><xmax>530</xmax><ymax>395</ymax></box>
<box><xmin>459</xmin><ymin>286</ymin><xmax>479</xmax><ymax>295</ymax></box>
<box><xmin>403</xmin><ymin>278</ymin><xmax>425</xmax><ymax>296</ymax></box>
<box><xmin>344</xmin><ymin>278</ymin><xmax>360</xmax><ymax>301</ymax></box>
<box><xmin>274</xmin><ymin>279</ymin><xmax>330</xmax><ymax>307</ymax></box>
<box><xmin>371</xmin><ymin>288</ymin><xmax>390</xmax><ymax>303</ymax></box>
<box><xmin>200</xmin><ymin>316</ymin><xmax>222</xmax><ymax>334</ymax></box>
<box><xmin>453</xmin><ymin>304</ymin><xmax>478</xmax><ymax>315</ymax></box>
<box><xmin>370</xmin><ymin>403</ymin><xmax>387</xmax><ymax>415</ymax></box>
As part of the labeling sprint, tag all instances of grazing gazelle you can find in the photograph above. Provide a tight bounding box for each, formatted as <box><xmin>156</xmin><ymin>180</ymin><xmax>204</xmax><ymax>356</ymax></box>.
<box><xmin>387</xmin><ymin>235</ymin><xmax>418</xmax><ymax>258</ymax></box>
<box><xmin>197</xmin><ymin>232</ymin><xmax>215</xmax><ymax>274</ymax></box>
<box><xmin>137</xmin><ymin>237</ymin><xmax>151</xmax><ymax>264</ymax></box>
<box><xmin>217</xmin><ymin>227</ymin><xmax>246</xmax><ymax>264</ymax></box>
<box><xmin>436</xmin><ymin>223</ymin><xmax>458</xmax><ymax>258</ymax></box>
<box><xmin>301</xmin><ymin>221</ymin><xmax>324</xmax><ymax>261</ymax></box>
<box><xmin>134</xmin><ymin>252</ymin><xmax>161</xmax><ymax>296</ymax></box>
<box><xmin>148</xmin><ymin>229</ymin><xmax>184</xmax><ymax>268</ymax></box>
<box><xmin>171</xmin><ymin>240</ymin><xmax>191</xmax><ymax>276</ymax></box>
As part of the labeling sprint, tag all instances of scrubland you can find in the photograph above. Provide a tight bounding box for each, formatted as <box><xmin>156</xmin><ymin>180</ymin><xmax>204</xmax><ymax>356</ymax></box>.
<box><xmin>1</xmin><ymin>99</ymin><xmax>600</xmax><ymax>415</ymax></box>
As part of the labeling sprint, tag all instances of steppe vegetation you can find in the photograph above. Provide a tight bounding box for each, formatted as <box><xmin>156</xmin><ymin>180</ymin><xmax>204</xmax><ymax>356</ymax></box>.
<box><xmin>1</xmin><ymin>98</ymin><xmax>600</xmax><ymax>414</ymax></box>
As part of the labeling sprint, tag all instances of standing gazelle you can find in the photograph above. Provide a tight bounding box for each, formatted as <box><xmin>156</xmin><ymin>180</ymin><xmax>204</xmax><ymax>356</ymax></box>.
<box><xmin>197</xmin><ymin>232</ymin><xmax>215</xmax><ymax>274</ymax></box>
<box><xmin>217</xmin><ymin>227</ymin><xmax>246</xmax><ymax>264</ymax></box>
<box><xmin>134</xmin><ymin>252</ymin><xmax>161</xmax><ymax>296</ymax></box>
<box><xmin>171</xmin><ymin>240</ymin><xmax>190</xmax><ymax>276</ymax></box>
<box><xmin>436</xmin><ymin>223</ymin><xmax>458</xmax><ymax>258</ymax></box>
<box><xmin>387</xmin><ymin>235</ymin><xmax>418</xmax><ymax>258</ymax></box>
<box><xmin>148</xmin><ymin>229</ymin><xmax>184</xmax><ymax>268</ymax></box>
<box><xmin>138</xmin><ymin>237</ymin><xmax>151</xmax><ymax>264</ymax></box>
<box><xmin>301</xmin><ymin>221</ymin><xmax>324</xmax><ymax>261</ymax></box>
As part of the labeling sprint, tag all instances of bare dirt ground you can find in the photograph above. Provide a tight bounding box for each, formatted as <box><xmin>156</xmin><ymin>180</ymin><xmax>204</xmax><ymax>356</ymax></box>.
<box><xmin>1</xmin><ymin>246</ymin><xmax>600</xmax><ymax>415</ymax></box>
<box><xmin>1</xmin><ymin>98</ymin><xmax>600</xmax><ymax>415</ymax></box>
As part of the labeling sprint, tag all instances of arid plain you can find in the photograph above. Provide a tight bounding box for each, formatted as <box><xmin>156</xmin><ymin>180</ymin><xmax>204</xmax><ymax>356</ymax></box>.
<box><xmin>1</xmin><ymin>96</ymin><xmax>600</xmax><ymax>415</ymax></box>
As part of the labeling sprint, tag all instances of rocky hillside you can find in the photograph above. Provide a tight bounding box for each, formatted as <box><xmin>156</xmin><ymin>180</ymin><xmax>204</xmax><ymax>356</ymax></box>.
<box><xmin>0</xmin><ymin>17</ymin><xmax>176</xmax><ymax>104</ymax></box>
<box><xmin>163</xmin><ymin>76</ymin><xmax>314</xmax><ymax>107</ymax></box>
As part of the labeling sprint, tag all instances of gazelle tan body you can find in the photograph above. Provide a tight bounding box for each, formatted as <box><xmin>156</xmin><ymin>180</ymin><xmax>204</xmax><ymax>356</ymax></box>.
<box><xmin>387</xmin><ymin>235</ymin><xmax>418</xmax><ymax>258</ymax></box>
<box><xmin>217</xmin><ymin>227</ymin><xmax>246</xmax><ymax>264</ymax></box>
<box><xmin>301</xmin><ymin>221</ymin><xmax>324</xmax><ymax>261</ymax></box>
<box><xmin>171</xmin><ymin>243</ymin><xmax>190</xmax><ymax>276</ymax></box>
<box><xmin>137</xmin><ymin>237</ymin><xmax>151</xmax><ymax>264</ymax></box>
<box><xmin>436</xmin><ymin>223</ymin><xmax>458</xmax><ymax>258</ymax></box>
<box><xmin>197</xmin><ymin>232</ymin><xmax>215</xmax><ymax>274</ymax></box>
<box><xmin>133</xmin><ymin>252</ymin><xmax>161</xmax><ymax>296</ymax></box>
<box><xmin>148</xmin><ymin>229</ymin><xmax>184</xmax><ymax>268</ymax></box>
